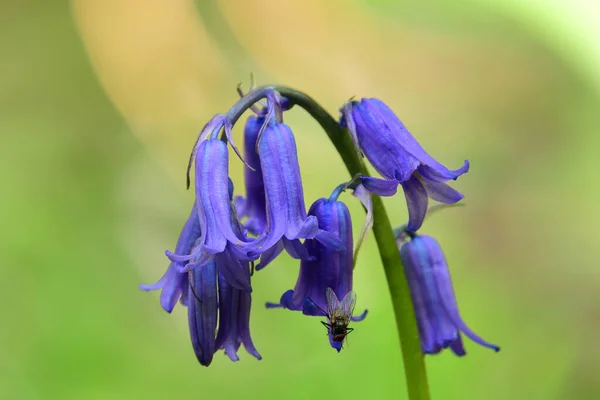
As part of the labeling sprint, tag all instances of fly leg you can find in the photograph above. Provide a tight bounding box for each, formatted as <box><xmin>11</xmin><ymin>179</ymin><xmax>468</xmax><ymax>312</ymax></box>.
<box><xmin>321</xmin><ymin>321</ymin><xmax>332</xmax><ymax>335</ymax></box>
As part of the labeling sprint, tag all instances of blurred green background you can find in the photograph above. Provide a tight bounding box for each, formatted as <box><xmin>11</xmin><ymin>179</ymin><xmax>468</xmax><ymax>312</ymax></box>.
<box><xmin>2</xmin><ymin>0</ymin><xmax>599</xmax><ymax>399</ymax></box>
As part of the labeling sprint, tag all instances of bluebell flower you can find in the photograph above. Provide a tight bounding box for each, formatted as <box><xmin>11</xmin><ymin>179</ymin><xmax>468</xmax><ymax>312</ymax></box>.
<box><xmin>267</xmin><ymin>185</ymin><xmax>367</xmax><ymax>351</ymax></box>
<box><xmin>341</xmin><ymin>98</ymin><xmax>469</xmax><ymax>231</ymax></box>
<box><xmin>251</xmin><ymin>113</ymin><xmax>345</xmax><ymax>269</ymax></box>
<box><xmin>233</xmin><ymin>93</ymin><xmax>292</xmax><ymax>236</ymax></box>
<box><xmin>143</xmin><ymin>174</ymin><xmax>259</xmax><ymax>366</ymax></box>
<box><xmin>190</xmin><ymin>220</ymin><xmax>259</xmax><ymax>364</ymax></box>
<box><xmin>167</xmin><ymin>135</ymin><xmax>261</xmax><ymax>273</ymax></box>
<box><xmin>215</xmin><ymin>272</ymin><xmax>261</xmax><ymax>361</ymax></box>
<box><xmin>399</xmin><ymin>233</ymin><xmax>500</xmax><ymax>356</ymax></box>
<box><xmin>188</xmin><ymin>260</ymin><xmax>218</xmax><ymax>366</ymax></box>
<box><xmin>234</xmin><ymin>114</ymin><xmax>268</xmax><ymax>236</ymax></box>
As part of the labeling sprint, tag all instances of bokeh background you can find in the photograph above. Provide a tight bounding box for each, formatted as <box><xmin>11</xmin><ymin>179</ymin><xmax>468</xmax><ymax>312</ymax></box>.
<box><xmin>2</xmin><ymin>0</ymin><xmax>599</xmax><ymax>399</ymax></box>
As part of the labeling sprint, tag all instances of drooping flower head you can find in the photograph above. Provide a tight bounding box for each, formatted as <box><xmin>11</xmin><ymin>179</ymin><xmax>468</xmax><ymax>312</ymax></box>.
<box><xmin>183</xmin><ymin>232</ymin><xmax>260</xmax><ymax>365</ymax></box>
<box><xmin>399</xmin><ymin>233</ymin><xmax>500</xmax><ymax>356</ymax></box>
<box><xmin>188</xmin><ymin>260</ymin><xmax>218</xmax><ymax>366</ymax></box>
<box><xmin>188</xmin><ymin>261</ymin><xmax>260</xmax><ymax>366</ymax></box>
<box><xmin>341</xmin><ymin>98</ymin><xmax>469</xmax><ymax>232</ymax></box>
<box><xmin>143</xmin><ymin>178</ymin><xmax>260</xmax><ymax>366</ymax></box>
<box><xmin>234</xmin><ymin>114</ymin><xmax>268</xmax><ymax>236</ymax></box>
<box><xmin>239</xmin><ymin>93</ymin><xmax>344</xmax><ymax>269</ymax></box>
<box><xmin>234</xmin><ymin>95</ymin><xmax>294</xmax><ymax>237</ymax></box>
<box><xmin>267</xmin><ymin>184</ymin><xmax>367</xmax><ymax>351</ymax></box>
<box><xmin>215</xmin><ymin>272</ymin><xmax>261</xmax><ymax>361</ymax></box>
<box><xmin>166</xmin><ymin>116</ymin><xmax>261</xmax><ymax>269</ymax></box>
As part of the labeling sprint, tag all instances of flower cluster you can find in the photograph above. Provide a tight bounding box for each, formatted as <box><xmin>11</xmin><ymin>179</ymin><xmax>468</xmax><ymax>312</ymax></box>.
<box><xmin>141</xmin><ymin>88</ymin><xmax>498</xmax><ymax>365</ymax></box>
<box><xmin>141</xmin><ymin>92</ymin><xmax>364</xmax><ymax>366</ymax></box>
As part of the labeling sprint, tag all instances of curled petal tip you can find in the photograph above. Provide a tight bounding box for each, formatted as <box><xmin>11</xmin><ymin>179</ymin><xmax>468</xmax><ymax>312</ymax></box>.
<box><xmin>359</xmin><ymin>176</ymin><xmax>399</xmax><ymax>196</ymax></box>
<box><xmin>244</xmin><ymin>342</ymin><xmax>263</xmax><ymax>360</ymax></box>
<box><xmin>165</xmin><ymin>250</ymin><xmax>194</xmax><ymax>263</ymax></box>
<box><xmin>254</xmin><ymin>262</ymin><xmax>267</xmax><ymax>271</ymax></box>
<box><xmin>139</xmin><ymin>283</ymin><xmax>159</xmax><ymax>292</ymax></box>
<box><xmin>351</xmin><ymin>309</ymin><xmax>368</xmax><ymax>322</ymax></box>
<box><xmin>454</xmin><ymin>160</ymin><xmax>470</xmax><ymax>179</ymax></box>
<box><xmin>330</xmin><ymin>339</ymin><xmax>343</xmax><ymax>352</ymax></box>
<box><xmin>225</xmin><ymin>351</ymin><xmax>240</xmax><ymax>362</ymax></box>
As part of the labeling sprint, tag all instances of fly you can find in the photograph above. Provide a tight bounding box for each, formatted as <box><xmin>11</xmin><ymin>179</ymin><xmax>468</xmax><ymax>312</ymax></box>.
<box><xmin>309</xmin><ymin>287</ymin><xmax>357</xmax><ymax>343</ymax></box>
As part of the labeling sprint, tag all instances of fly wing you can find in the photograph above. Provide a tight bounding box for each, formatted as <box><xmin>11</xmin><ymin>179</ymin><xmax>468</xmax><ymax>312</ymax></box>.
<box><xmin>339</xmin><ymin>291</ymin><xmax>357</xmax><ymax>323</ymax></box>
<box><xmin>325</xmin><ymin>287</ymin><xmax>340</xmax><ymax>317</ymax></box>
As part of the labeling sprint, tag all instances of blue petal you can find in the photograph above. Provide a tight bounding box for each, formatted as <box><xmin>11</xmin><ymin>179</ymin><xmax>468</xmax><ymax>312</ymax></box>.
<box><xmin>283</xmin><ymin>237</ymin><xmax>310</xmax><ymax>260</ymax></box>
<box><xmin>206</xmin><ymin>140</ymin><xmax>257</xmax><ymax>249</ymax></box>
<box><xmin>301</xmin><ymin>295</ymin><xmax>326</xmax><ymax>316</ymax></box>
<box><xmin>349</xmin><ymin>99</ymin><xmax>421</xmax><ymax>180</ymax></box>
<box><xmin>139</xmin><ymin>263</ymin><xmax>184</xmax><ymax>314</ymax></box>
<box><xmin>427</xmin><ymin>241</ymin><xmax>499</xmax><ymax>352</ymax></box>
<box><xmin>294</xmin><ymin>215</ymin><xmax>319</xmax><ymax>239</ymax></box>
<box><xmin>194</xmin><ymin>140</ymin><xmax>260</xmax><ymax>259</ymax></box>
<box><xmin>418</xmin><ymin>160</ymin><xmax>470</xmax><ymax>182</ymax></box>
<box><xmin>214</xmin><ymin>274</ymin><xmax>241</xmax><ymax>361</ymax></box>
<box><xmin>258</xmin><ymin>122</ymin><xmax>316</xmax><ymax>244</ymax></box>
<box><xmin>238</xmin><ymin>115</ymin><xmax>268</xmax><ymax>235</ymax></box>
<box><xmin>351</xmin><ymin>309</ymin><xmax>368</xmax><ymax>322</ymax></box>
<box><xmin>194</xmin><ymin>140</ymin><xmax>228</xmax><ymax>254</ymax></box>
<box><xmin>188</xmin><ymin>261</ymin><xmax>218</xmax><ymax>366</ymax></box>
<box><xmin>400</xmin><ymin>237</ymin><xmax>443</xmax><ymax>353</ymax></box>
<box><xmin>419</xmin><ymin>235</ymin><xmax>500</xmax><ymax>353</ymax></box>
<box><xmin>329</xmin><ymin>333</ymin><xmax>343</xmax><ymax>352</ymax></box>
<box><xmin>254</xmin><ymin>124</ymin><xmax>291</xmax><ymax>252</ymax></box>
<box><xmin>255</xmin><ymin>240</ymin><xmax>285</xmax><ymax>270</ymax></box>
<box><xmin>238</xmin><ymin>287</ymin><xmax>262</xmax><ymax>360</ymax></box>
<box><xmin>314</xmin><ymin>229</ymin><xmax>346</xmax><ymax>251</ymax></box>
<box><xmin>359</xmin><ymin>176</ymin><xmax>399</xmax><ymax>196</ymax></box>
<box><xmin>234</xmin><ymin>195</ymin><xmax>247</xmax><ymax>219</ymax></box>
<box><xmin>265</xmin><ymin>289</ymin><xmax>303</xmax><ymax>311</ymax></box>
<box><xmin>359</xmin><ymin>99</ymin><xmax>467</xmax><ymax>181</ymax></box>
<box><xmin>215</xmin><ymin>274</ymin><xmax>261</xmax><ymax>361</ymax></box>
<box><xmin>450</xmin><ymin>336</ymin><xmax>467</xmax><ymax>356</ymax></box>
<box><xmin>412</xmin><ymin>237</ymin><xmax>459</xmax><ymax>350</ymax></box>
<box><xmin>401</xmin><ymin>174</ymin><xmax>429</xmax><ymax>232</ymax></box>
<box><xmin>419</xmin><ymin>175</ymin><xmax>464</xmax><ymax>204</ymax></box>
<box><xmin>215</xmin><ymin>244</ymin><xmax>252</xmax><ymax>291</ymax></box>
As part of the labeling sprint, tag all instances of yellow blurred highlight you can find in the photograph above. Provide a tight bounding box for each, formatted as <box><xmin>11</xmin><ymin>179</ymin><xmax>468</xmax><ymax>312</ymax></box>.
<box><xmin>72</xmin><ymin>0</ymin><xmax>231</xmax><ymax>176</ymax></box>
<box><xmin>218</xmin><ymin>0</ymin><xmax>385</xmax><ymax>100</ymax></box>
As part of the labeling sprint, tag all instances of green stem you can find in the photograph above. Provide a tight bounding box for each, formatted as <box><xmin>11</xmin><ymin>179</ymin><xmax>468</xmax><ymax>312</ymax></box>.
<box><xmin>227</xmin><ymin>86</ymin><xmax>430</xmax><ymax>399</ymax></box>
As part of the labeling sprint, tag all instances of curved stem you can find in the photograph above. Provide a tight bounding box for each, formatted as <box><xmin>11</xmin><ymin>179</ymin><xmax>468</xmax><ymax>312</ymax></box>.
<box><xmin>227</xmin><ymin>86</ymin><xmax>430</xmax><ymax>399</ymax></box>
